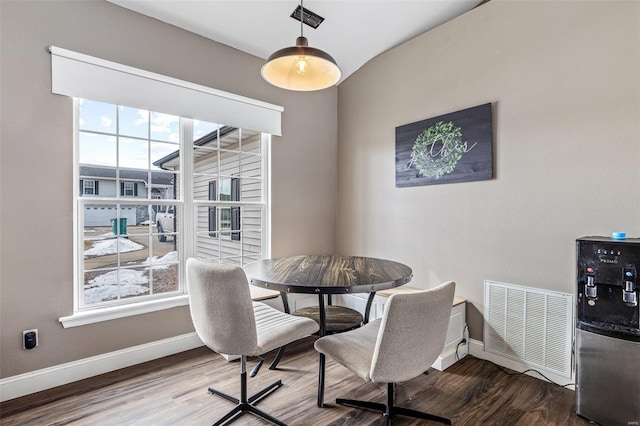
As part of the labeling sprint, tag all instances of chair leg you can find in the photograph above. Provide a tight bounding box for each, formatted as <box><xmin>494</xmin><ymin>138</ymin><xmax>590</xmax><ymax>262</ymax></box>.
<box><xmin>268</xmin><ymin>345</ymin><xmax>287</xmax><ymax>370</ymax></box>
<box><xmin>317</xmin><ymin>353</ymin><xmax>326</xmax><ymax>407</ymax></box>
<box><xmin>207</xmin><ymin>356</ymin><xmax>287</xmax><ymax>426</ymax></box>
<box><xmin>208</xmin><ymin>387</ymin><xmax>238</xmax><ymax>404</ymax></box>
<box><xmin>248</xmin><ymin>380</ymin><xmax>282</xmax><ymax>404</ymax></box>
<box><xmin>335</xmin><ymin>382</ymin><xmax>451</xmax><ymax>425</ymax></box>
<box><xmin>336</xmin><ymin>398</ymin><xmax>386</xmax><ymax>412</ymax></box>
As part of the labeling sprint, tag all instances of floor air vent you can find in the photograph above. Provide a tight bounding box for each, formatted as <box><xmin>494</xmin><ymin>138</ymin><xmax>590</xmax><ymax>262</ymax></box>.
<box><xmin>484</xmin><ymin>280</ymin><xmax>574</xmax><ymax>378</ymax></box>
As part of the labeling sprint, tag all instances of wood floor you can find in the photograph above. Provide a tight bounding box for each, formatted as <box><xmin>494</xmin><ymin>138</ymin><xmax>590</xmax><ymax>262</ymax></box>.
<box><xmin>1</xmin><ymin>337</ymin><xmax>590</xmax><ymax>425</ymax></box>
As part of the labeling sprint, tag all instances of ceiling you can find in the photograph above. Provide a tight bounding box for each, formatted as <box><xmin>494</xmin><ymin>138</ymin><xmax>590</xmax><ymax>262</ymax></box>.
<box><xmin>107</xmin><ymin>0</ymin><xmax>484</xmax><ymax>84</ymax></box>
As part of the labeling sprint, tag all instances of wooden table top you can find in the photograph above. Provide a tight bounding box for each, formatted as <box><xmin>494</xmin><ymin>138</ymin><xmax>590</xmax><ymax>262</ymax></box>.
<box><xmin>243</xmin><ymin>255</ymin><xmax>413</xmax><ymax>294</ymax></box>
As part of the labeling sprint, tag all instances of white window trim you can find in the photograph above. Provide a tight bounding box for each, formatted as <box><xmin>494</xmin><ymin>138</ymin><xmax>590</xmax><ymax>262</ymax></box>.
<box><xmin>49</xmin><ymin>46</ymin><xmax>283</xmax><ymax>136</ymax></box>
<box><xmin>59</xmin><ymin>295</ymin><xmax>189</xmax><ymax>328</ymax></box>
<box><xmin>63</xmin><ymin>101</ymin><xmax>271</xmax><ymax>326</ymax></box>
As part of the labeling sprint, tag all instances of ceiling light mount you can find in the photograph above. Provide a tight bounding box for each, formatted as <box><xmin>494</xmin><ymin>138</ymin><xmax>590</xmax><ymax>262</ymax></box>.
<box><xmin>261</xmin><ymin>0</ymin><xmax>341</xmax><ymax>91</ymax></box>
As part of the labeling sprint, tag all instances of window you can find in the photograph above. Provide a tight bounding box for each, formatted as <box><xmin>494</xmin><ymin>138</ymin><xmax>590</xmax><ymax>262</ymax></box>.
<box><xmin>81</xmin><ymin>179</ymin><xmax>97</xmax><ymax>195</ymax></box>
<box><xmin>121</xmin><ymin>181</ymin><xmax>137</xmax><ymax>197</ymax></box>
<box><xmin>51</xmin><ymin>47</ymin><xmax>280</xmax><ymax>326</ymax></box>
<box><xmin>208</xmin><ymin>180</ymin><xmax>217</xmax><ymax>236</ymax></box>
<box><xmin>192</xmin><ymin>129</ymin><xmax>263</xmax><ymax>262</ymax></box>
<box><xmin>209</xmin><ymin>178</ymin><xmax>240</xmax><ymax>240</ymax></box>
<box><xmin>75</xmin><ymin>99</ymin><xmax>269</xmax><ymax>312</ymax></box>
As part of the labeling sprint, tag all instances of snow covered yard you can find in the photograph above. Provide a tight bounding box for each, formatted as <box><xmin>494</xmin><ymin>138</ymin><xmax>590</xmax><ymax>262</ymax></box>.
<box><xmin>83</xmin><ymin>226</ymin><xmax>179</xmax><ymax>304</ymax></box>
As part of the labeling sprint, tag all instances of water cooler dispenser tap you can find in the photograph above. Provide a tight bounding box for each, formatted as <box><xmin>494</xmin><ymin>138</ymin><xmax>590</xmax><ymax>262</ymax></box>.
<box><xmin>622</xmin><ymin>281</ymin><xmax>637</xmax><ymax>307</ymax></box>
<box><xmin>585</xmin><ymin>275</ymin><xmax>597</xmax><ymax>299</ymax></box>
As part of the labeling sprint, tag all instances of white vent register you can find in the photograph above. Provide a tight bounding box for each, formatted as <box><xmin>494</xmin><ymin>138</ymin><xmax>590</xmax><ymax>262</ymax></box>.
<box><xmin>484</xmin><ymin>281</ymin><xmax>574</xmax><ymax>378</ymax></box>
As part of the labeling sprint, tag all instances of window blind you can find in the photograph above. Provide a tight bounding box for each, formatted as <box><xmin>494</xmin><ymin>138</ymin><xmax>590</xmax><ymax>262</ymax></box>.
<box><xmin>49</xmin><ymin>46</ymin><xmax>283</xmax><ymax>136</ymax></box>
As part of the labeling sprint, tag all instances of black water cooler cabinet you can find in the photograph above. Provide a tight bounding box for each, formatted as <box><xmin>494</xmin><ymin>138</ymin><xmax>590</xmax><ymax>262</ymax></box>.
<box><xmin>576</xmin><ymin>237</ymin><xmax>640</xmax><ymax>425</ymax></box>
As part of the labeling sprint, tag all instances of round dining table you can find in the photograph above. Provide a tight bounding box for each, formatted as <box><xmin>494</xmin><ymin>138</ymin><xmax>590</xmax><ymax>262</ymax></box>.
<box><xmin>243</xmin><ymin>254</ymin><xmax>413</xmax><ymax>407</ymax></box>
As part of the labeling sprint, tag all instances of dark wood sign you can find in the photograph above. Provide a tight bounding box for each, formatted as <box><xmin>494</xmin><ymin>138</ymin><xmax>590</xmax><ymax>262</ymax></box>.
<box><xmin>396</xmin><ymin>103</ymin><xmax>493</xmax><ymax>187</ymax></box>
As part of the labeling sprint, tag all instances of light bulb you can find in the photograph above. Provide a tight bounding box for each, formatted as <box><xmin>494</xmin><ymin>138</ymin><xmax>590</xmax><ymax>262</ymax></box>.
<box><xmin>296</xmin><ymin>57</ymin><xmax>308</xmax><ymax>75</ymax></box>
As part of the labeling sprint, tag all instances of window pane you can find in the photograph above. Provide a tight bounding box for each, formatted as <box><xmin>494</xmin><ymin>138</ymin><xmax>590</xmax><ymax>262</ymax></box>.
<box><xmin>241</xmin><ymin>206</ymin><xmax>262</xmax><ymax>231</ymax></box>
<box><xmin>84</xmin><ymin>232</ymin><xmax>147</xmax><ymax>273</ymax></box>
<box><xmin>150</xmin><ymin>240</ymin><xmax>178</xmax><ymax>265</ymax></box>
<box><xmin>219</xmin><ymin>152</ymin><xmax>240</xmax><ymax>177</ymax></box>
<box><xmin>120</xmin><ymin>204</ymin><xmax>151</xmax><ymax>234</ymax></box>
<box><xmin>119</xmin><ymin>137</ymin><xmax>149</xmax><ymax>170</ymax></box>
<box><xmin>117</xmin><ymin>267</ymin><xmax>151</xmax><ymax>300</ymax></box>
<box><xmin>220</xmin><ymin>207</ymin><xmax>231</xmax><ymax>233</ymax></box>
<box><xmin>151</xmin><ymin>141</ymin><xmax>180</xmax><ymax>171</ymax></box>
<box><xmin>241</xmin><ymin>153</ymin><xmax>262</xmax><ymax>179</ymax></box>
<box><xmin>219</xmin><ymin>126</ymin><xmax>240</xmax><ymax>150</ymax></box>
<box><xmin>121</xmin><ymin>237</ymin><xmax>152</xmax><ymax>268</ymax></box>
<box><xmin>219</xmin><ymin>179</ymin><xmax>232</xmax><ymax>201</ymax></box>
<box><xmin>240</xmin><ymin>129</ymin><xmax>261</xmax><ymax>153</ymax></box>
<box><xmin>196</xmin><ymin>230</ymin><xmax>221</xmax><ymax>258</ymax></box>
<box><xmin>240</xmin><ymin>178</ymin><xmax>261</xmax><ymax>202</ymax></box>
<box><xmin>193</xmin><ymin>145</ymin><xmax>218</xmax><ymax>167</ymax></box>
<box><xmin>243</xmin><ymin>230</ymin><xmax>263</xmax><ymax>263</ymax></box>
<box><xmin>193</xmin><ymin>174</ymin><xmax>219</xmax><ymax>200</ymax></box>
<box><xmin>79</xmin><ymin>133</ymin><xmax>117</xmax><ymax>167</ymax></box>
<box><xmin>194</xmin><ymin>120</ymin><xmax>219</xmax><ymax>141</ymax></box>
<box><xmin>83</xmin><ymin>268</ymin><xmax>118</xmax><ymax>305</ymax></box>
<box><xmin>155</xmin><ymin>204</ymin><xmax>177</xmax><ymax>242</ymax></box>
<box><xmin>119</xmin><ymin>106</ymin><xmax>149</xmax><ymax>139</ymax></box>
<box><xmin>83</xmin><ymin>228</ymin><xmax>118</xmax><ymax>272</ymax></box>
<box><xmin>77</xmin><ymin>99</ymin><xmax>267</xmax><ymax>310</ymax></box>
<box><xmin>150</xmin><ymin>112</ymin><xmax>179</xmax><ymax>142</ymax></box>
<box><xmin>79</xmin><ymin>99</ymin><xmax>116</xmax><ymax>133</ymax></box>
<box><xmin>150</xmin><ymin>263</ymin><xmax>179</xmax><ymax>295</ymax></box>
<box><xmin>150</xmin><ymin>172</ymin><xmax>177</xmax><ymax>202</ymax></box>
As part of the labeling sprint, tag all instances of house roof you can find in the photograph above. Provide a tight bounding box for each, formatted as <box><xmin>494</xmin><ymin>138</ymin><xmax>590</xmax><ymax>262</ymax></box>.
<box><xmin>152</xmin><ymin>126</ymin><xmax>238</xmax><ymax>169</ymax></box>
<box><xmin>79</xmin><ymin>166</ymin><xmax>174</xmax><ymax>186</ymax></box>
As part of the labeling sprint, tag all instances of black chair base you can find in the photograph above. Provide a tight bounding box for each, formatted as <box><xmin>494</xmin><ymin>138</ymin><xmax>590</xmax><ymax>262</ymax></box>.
<box><xmin>336</xmin><ymin>383</ymin><xmax>451</xmax><ymax>425</ymax></box>
<box><xmin>207</xmin><ymin>356</ymin><xmax>287</xmax><ymax>426</ymax></box>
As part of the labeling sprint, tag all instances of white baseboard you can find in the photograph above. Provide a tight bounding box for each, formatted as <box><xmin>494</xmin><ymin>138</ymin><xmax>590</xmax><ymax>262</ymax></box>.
<box><xmin>0</xmin><ymin>332</ymin><xmax>204</xmax><ymax>402</ymax></box>
<box><xmin>1</xmin><ymin>334</ymin><xmax>575</xmax><ymax>404</ymax></box>
<box><xmin>468</xmin><ymin>338</ymin><xmax>575</xmax><ymax>390</ymax></box>
<box><xmin>432</xmin><ymin>342</ymin><xmax>469</xmax><ymax>371</ymax></box>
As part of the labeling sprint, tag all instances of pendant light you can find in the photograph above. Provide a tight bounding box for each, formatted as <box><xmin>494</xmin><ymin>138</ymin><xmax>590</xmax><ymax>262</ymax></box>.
<box><xmin>261</xmin><ymin>0</ymin><xmax>341</xmax><ymax>91</ymax></box>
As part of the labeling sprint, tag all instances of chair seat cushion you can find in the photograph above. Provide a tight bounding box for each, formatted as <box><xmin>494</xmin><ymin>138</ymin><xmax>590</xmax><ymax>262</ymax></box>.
<box><xmin>253</xmin><ymin>302</ymin><xmax>319</xmax><ymax>355</ymax></box>
<box><xmin>314</xmin><ymin>319</ymin><xmax>382</xmax><ymax>381</ymax></box>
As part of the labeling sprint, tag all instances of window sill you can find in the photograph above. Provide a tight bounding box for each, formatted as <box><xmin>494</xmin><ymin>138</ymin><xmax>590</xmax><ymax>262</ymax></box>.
<box><xmin>59</xmin><ymin>295</ymin><xmax>189</xmax><ymax>328</ymax></box>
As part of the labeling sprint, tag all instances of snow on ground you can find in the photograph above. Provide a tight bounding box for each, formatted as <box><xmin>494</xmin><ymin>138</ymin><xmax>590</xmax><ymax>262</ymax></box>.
<box><xmin>84</xmin><ymin>269</ymin><xmax>150</xmax><ymax>303</ymax></box>
<box><xmin>123</xmin><ymin>251</ymin><xmax>178</xmax><ymax>269</ymax></box>
<box><xmin>84</xmin><ymin>251</ymin><xmax>179</xmax><ymax>304</ymax></box>
<box><xmin>84</xmin><ymin>238</ymin><xmax>144</xmax><ymax>256</ymax></box>
<box><xmin>83</xmin><ymin>231</ymin><xmax>116</xmax><ymax>240</ymax></box>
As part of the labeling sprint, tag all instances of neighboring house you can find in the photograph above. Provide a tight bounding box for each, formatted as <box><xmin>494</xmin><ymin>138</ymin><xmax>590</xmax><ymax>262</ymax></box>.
<box><xmin>153</xmin><ymin>126</ymin><xmax>263</xmax><ymax>260</ymax></box>
<box><xmin>79</xmin><ymin>166</ymin><xmax>174</xmax><ymax>227</ymax></box>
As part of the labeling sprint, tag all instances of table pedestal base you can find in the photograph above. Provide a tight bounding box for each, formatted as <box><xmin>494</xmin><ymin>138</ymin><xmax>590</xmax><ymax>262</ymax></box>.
<box><xmin>293</xmin><ymin>305</ymin><xmax>363</xmax><ymax>334</ymax></box>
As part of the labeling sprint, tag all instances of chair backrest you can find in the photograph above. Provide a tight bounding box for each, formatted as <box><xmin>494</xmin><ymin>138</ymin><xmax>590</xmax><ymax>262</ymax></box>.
<box><xmin>186</xmin><ymin>258</ymin><xmax>258</xmax><ymax>356</ymax></box>
<box><xmin>370</xmin><ymin>281</ymin><xmax>456</xmax><ymax>383</ymax></box>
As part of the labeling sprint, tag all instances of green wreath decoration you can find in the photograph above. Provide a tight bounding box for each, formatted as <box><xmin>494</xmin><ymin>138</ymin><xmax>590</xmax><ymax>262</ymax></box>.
<box><xmin>411</xmin><ymin>121</ymin><xmax>464</xmax><ymax>179</ymax></box>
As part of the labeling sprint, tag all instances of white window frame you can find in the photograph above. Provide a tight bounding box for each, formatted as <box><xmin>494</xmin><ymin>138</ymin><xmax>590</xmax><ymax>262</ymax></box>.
<box><xmin>83</xmin><ymin>179</ymin><xmax>96</xmax><ymax>195</ymax></box>
<box><xmin>123</xmin><ymin>181</ymin><xmax>135</xmax><ymax>197</ymax></box>
<box><xmin>50</xmin><ymin>47</ymin><xmax>279</xmax><ymax>327</ymax></box>
<box><xmin>61</xmin><ymin>102</ymin><xmax>271</xmax><ymax>328</ymax></box>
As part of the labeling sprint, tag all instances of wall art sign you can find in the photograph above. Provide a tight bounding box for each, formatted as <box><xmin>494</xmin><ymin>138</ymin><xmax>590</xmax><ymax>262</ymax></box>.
<box><xmin>395</xmin><ymin>103</ymin><xmax>493</xmax><ymax>187</ymax></box>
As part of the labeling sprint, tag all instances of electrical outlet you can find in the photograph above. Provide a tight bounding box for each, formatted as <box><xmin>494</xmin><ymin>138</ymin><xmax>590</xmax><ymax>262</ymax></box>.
<box><xmin>23</xmin><ymin>329</ymin><xmax>38</xmax><ymax>350</ymax></box>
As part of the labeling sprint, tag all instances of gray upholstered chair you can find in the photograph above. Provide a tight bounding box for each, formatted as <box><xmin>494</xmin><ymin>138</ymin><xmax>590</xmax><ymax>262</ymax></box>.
<box><xmin>186</xmin><ymin>258</ymin><xmax>319</xmax><ymax>426</ymax></box>
<box><xmin>314</xmin><ymin>281</ymin><xmax>456</xmax><ymax>425</ymax></box>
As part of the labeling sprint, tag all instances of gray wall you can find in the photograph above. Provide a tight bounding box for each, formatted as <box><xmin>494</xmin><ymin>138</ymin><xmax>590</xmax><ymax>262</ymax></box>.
<box><xmin>0</xmin><ymin>0</ymin><xmax>337</xmax><ymax>377</ymax></box>
<box><xmin>336</xmin><ymin>0</ymin><xmax>640</xmax><ymax>340</ymax></box>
